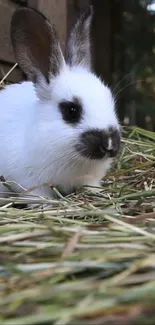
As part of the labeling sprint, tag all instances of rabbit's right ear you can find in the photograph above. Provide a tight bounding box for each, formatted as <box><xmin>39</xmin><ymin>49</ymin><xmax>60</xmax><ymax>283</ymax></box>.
<box><xmin>65</xmin><ymin>6</ymin><xmax>93</xmax><ymax>70</ymax></box>
<box><xmin>10</xmin><ymin>8</ymin><xmax>65</xmax><ymax>84</ymax></box>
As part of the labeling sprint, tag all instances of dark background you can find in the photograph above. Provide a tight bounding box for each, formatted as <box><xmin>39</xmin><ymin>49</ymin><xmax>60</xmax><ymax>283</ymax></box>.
<box><xmin>91</xmin><ymin>0</ymin><xmax>155</xmax><ymax>131</ymax></box>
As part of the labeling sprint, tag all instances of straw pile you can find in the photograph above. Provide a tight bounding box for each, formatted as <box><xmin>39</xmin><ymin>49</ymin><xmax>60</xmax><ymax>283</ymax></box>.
<box><xmin>0</xmin><ymin>126</ymin><xmax>154</xmax><ymax>324</ymax></box>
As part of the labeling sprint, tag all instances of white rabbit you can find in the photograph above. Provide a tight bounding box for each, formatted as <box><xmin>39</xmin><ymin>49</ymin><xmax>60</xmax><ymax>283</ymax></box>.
<box><xmin>0</xmin><ymin>6</ymin><xmax>121</xmax><ymax>203</ymax></box>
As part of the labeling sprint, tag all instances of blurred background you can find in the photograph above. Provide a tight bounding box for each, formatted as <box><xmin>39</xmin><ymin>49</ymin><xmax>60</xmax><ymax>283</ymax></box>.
<box><xmin>1</xmin><ymin>0</ymin><xmax>155</xmax><ymax>130</ymax></box>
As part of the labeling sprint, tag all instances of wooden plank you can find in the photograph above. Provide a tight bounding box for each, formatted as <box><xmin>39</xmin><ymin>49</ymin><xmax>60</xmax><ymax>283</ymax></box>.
<box><xmin>91</xmin><ymin>0</ymin><xmax>112</xmax><ymax>85</ymax></box>
<box><xmin>28</xmin><ymin>0</ymin><xmax>67</xmax><ymax>52</ymax></box>
<box><xmin>11</xmin><ymin>0</ymin><xmax>27</xmax><ymax>4</ymax></box>
<box><xmin>0</xmin><ymin>62</ymin><xmax>24</xmax><ymax>83</ymax></box>
<box><xmin>0</xmin><ymin>0</ymin><xmax>24</xmax><ymax>82</ymax></box>
<box><xmin>27</xmin><ymin>0</ymin><xmax>37</xmax><ymax>8</ymax></box>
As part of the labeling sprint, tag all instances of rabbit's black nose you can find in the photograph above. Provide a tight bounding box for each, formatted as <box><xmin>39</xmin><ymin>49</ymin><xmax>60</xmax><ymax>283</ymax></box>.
<box><xmin>76</xmin><ymin>127</ymin><xmax>121</xmax><ymax>160</ymax></box>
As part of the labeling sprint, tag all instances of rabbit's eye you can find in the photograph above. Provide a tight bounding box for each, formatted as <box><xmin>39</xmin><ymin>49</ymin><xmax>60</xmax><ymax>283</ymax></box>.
<box><xmin>59</xmin><ymin>100</ymin><xmax>82</xmax><ymax>125</ymax></box>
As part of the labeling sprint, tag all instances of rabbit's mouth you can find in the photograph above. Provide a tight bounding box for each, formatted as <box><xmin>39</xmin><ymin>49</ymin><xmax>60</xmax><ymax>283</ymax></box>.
<box><xmin>75</xmin><ymin>127</ymin><xmax>120</xmax><ymax>160</ymax></box>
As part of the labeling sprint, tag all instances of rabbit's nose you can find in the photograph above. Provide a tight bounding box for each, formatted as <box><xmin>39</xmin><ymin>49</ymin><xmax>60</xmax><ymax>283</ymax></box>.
<box><xmin>103</xmin><ymin>127</ymin><xmax>121</xmax><ymax>157</ymax></box>
<box><xmin>76</xmin><ymin>127</ymin><xmax>121</xmax><ymax>160</ymax></box>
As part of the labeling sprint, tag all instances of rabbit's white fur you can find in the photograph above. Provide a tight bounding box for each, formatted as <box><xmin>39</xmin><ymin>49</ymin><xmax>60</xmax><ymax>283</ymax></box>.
<box><xmin>0</xmin><ymin>7</ymin><xmax>120</xmax><ymax>202</ymax></box>
<box><xmin>0</xmin><ymin>66</ymin><xmax>116</xmax><ymax>196</ymax></box>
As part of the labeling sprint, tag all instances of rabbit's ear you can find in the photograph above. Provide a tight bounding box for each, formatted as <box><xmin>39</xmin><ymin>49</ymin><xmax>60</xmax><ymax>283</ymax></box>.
<box><xmin>65</xmin><ymin>6</ymin><xmax>93</xmax><ymax>70</ymax></box>
<box><xmin>10</xmin><ymin>8</ymin><xmax>65</xmax><ymax>84</ymax></box>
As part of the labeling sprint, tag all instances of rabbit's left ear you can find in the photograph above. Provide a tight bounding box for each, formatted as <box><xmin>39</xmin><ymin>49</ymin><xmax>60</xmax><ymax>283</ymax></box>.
<box><xmin>65</xmin><ymin>6</ymin><xmax>93</xmax><ymax>70</ymax></box>
<box><xmin>10</xmin><ymin>7</ymin><xmax>65</xmax><ymax>84</ymax></box>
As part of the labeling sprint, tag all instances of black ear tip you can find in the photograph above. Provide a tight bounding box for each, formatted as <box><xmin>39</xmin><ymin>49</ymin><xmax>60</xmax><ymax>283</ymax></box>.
<box><xmin>10</xmin><ymin>6</ymin><xmax>50</xmax><ymax>47</ymax></box>
<box><xmin>82</xmin><ymin>5</ymin><xmax>94</xmax><ymax>20</ymax></box>
<box><xmin>11</xmin><ymin>7</ymin><xmax>33</xmax><ymax>22</ymax></box>
<box><xmin>89</xmin><ymin>5</ymin><xmax>94</xmax><ymax>14</ymax></box>
<box><xmin>78</xmin><ymin>5</ymin><xmax>94</xmax><ymax>24</ymax></box>
<box><xmin>11</xmin><ymin>7</ymin><xmax>47</xmax><ymax>30</ymax></box>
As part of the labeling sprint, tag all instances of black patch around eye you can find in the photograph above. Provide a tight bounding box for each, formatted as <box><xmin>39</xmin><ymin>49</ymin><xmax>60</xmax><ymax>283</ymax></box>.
<box><xmin>59</xmin><ymin>99</ymin><xmax>82</xmax><ymax>125</ymax></box>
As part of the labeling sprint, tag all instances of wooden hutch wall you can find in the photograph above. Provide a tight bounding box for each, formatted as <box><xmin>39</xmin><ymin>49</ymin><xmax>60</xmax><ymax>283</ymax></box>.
<box><xmin>0</xmin><ymin>0</ymin><xmax>113</xmax><ymax>85</ymax></box>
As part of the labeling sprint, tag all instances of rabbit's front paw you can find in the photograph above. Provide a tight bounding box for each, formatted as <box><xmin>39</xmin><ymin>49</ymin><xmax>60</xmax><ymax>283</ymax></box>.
<box><xmin>81</xmin><ymin>180</ymin><xmax>103</xmax><ymax>194</ymax></box>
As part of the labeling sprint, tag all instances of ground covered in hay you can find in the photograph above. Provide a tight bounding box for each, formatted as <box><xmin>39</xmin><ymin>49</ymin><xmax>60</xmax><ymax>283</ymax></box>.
<box><xmin>0</xmin><ymin>126</ymin><xmax>155</xmax><ymax>324</ymax></box>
